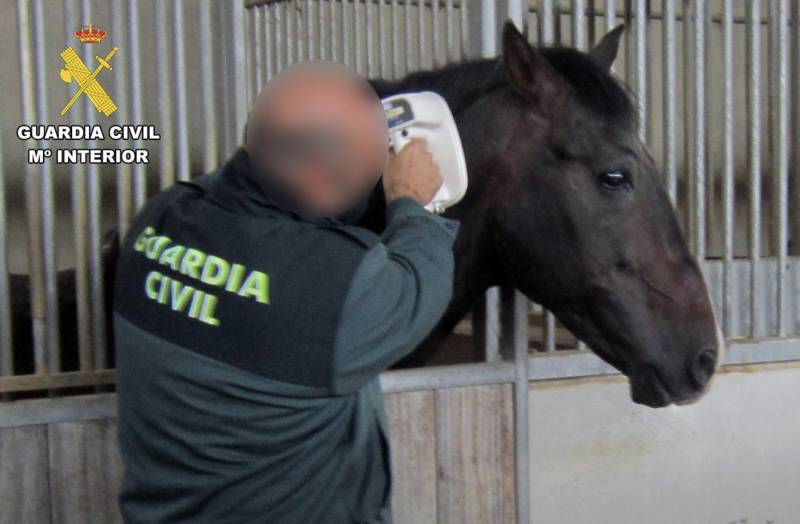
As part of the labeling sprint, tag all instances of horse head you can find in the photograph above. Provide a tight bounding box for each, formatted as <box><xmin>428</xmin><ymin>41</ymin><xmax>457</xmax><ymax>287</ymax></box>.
<box><xmin>372</xmin><ymin>21</ymin><xmax>723</xmax><ymax>408</ymax></box>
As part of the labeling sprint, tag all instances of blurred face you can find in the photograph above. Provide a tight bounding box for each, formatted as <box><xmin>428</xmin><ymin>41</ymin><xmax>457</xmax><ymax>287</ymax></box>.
<box><xmin>246</xmin><ymin>61</ymin><xmax>389</xmax><ymax>218</ymax></box>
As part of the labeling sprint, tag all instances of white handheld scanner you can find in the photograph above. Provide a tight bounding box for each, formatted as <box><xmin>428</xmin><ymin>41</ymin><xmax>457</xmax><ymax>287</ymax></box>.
<box><xmin>382</xmin><ymin>91</ymin><xmax>468</xmax><ymax>213</ymax></box>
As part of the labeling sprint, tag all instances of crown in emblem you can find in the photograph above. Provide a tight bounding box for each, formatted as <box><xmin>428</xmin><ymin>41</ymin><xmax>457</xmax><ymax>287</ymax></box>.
<box><xmin>74</xmin><ymin>24</ymin><xmax>107</xmax><ymax>44</ymax></box>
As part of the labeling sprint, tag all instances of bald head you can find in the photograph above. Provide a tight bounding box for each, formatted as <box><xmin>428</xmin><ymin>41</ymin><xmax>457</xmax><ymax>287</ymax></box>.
<box><xmin>245</xmin><ymin>61</ymin><xmax>389</xmax><ymax>218</ymax></box>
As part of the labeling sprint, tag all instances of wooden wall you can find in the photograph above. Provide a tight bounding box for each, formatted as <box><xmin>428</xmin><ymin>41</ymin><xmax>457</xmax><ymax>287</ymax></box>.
<box><xmin>0</xmin><ymin>384</ymin><xmax>516</xmax><ymax>523</ymax></box>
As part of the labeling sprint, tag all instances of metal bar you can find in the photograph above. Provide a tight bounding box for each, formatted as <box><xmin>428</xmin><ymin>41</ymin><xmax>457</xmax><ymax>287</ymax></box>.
<box><xmin>111</xmin><ymin>0</ymin><xmax>132</xmax><ymax>235</ymax></box>
<box><xmin>155</xmin><ymin>0</ymin><xmax>175</xmax><ymax>189</ymax></box>
<box><xmin>432</xmin><ymin>0</ymin><xmax>440</xmax><ymax>65</ymax></box>
<box><xmin>265</xmin><ymin>5</ymin><xmax>274</xmax><ymax>80</ymax></box>
<box><xmin>484</xmin><ymin>286</ymin><xmax>500</xmax><ymax>361</ymax></box>
<box><xmin>407</xmin><ymin>0</ymin><xmax>415</xmax><ymax>70</ymax></box>
<box><xmin>544</xmin><ymin>310</ymin><xmax>556</xmax><ymax>352</ymax></box>
<box><xmin>307</xmin><ymin>0</ymin><xmax>314</xmax><ymax>60</ymax></box>
<box><xmin>128</xmin><ymin>0</ymin><xmax>146</xmax><ymax>210</ymax></box>
<box><xmin>418</xmin><ymin>0</ymin><xmax>426</xmax><ymax>67</ymax></box>
<box><xmin>355</xmin><ymin>0</ymin><xmax>364</xmax><ymax>74</ymax></box>
<box><xmin>251</xmin><ymin>5</ymin><xmax>264</xmax><ymax>100</ymax></box>
<box><xmin>480</xmin><ymin>0</ymin><xmax>496</xmax><ymax>57</ymax></box>
<box><xmin>634</xmin><ymin>0</ymin><xmax>648</xmax><ymax>143</ymax></box>
<box><xmin>380</xmin><ymin>361</ymin><xmax>515</xmax><ymax>393</ymax></box>
<box><xmin>770</xmin><ymin>0</ymin><xmax>789</xmax><ymax>335</ymax></box>
<box><xmin>318</xmin><ymin>0</ymin><xmax>326</xmax><ymax>61</ymax></box>
<box><xmin>229</xmin><ymin>1</ymin><xmax>249</xmax><ymax>148</ymax></box>
<box><xmin>199</xmin><ymin>0</ymin><xmax>219</xmax><ymax>173</ymax></box>
<box><xmin>81</xmin><ymin>0</ymin><xmax>107</xmax><ymax>370</ymax></box>
<box><xmin>446</xmin><ymin>0</ymin><xmax>455</xmax><ymax>61</ymax></box>
<box><xmin>746</xmin><ymin>0</ymin><xmax>762</xmax><ymax>337</ymax></box>
<box><xmin>173</xmin><ymin>0</ymin><xmax>190</xmax><ymax>181</ymax></box>
<box><xmin>572</xmin><ymin>0</ymin><xmax>586</xmax><ymax>50</ymax></box>
<box><xmin>510</xmin><ymin>290</ymin><xmax>530</xmax><ymax>524</ymax></box>
<box><xmin>33</xmin><ymin>0</ymin><xmax>61</xmax><ymax>374</ymax></box>
<box><xmin>343</xmin><ymin>0</ymin><xmax>351</xmax><ymax>67</ymax></box>
<box><xmin>692</xmin><ymin>0</ymin><xmax>706</xmax><ymax>260</ymax></box>
<box><xmin>0</xmin><ymin>130</ymin><xmax>10</xmax><ymax>377</ymax></box>
<box><xmin>605</xmin><ymin>0</ymin><xmax>616</xmax><ymax>72</ymax></box>
<box><xmin>378</xmin><ymin>0</ymin><xmax>387</xmax><ymax>75</ymax></box>
<box><xmin>721</xmin><ymin>0</ymin><xmax>734</xmax><ymax>337</ymax></box>
<box><xmin>391</xmin><ymin>0</ymin><xmax>399</xmax><ymax>77</ymax></box>
<box><xmin>63</xmin><ymin>0</ymin><xmax>91</xmax><ymax>371</ymax></box>
<box><xmin>460</xmin><ymin>0</ymin><xmax>469</xmax><ymax>60</ymax></box>
<box><xmin>366</xmin><ymin>0</ymin><xmax>374</xmax><ymax>75</ymax></box>
<box><xmin>794</xmin><ymin>0</ymin><xmax>800</xmax><ymax>260</ymax></box>
<box><xmin>17</xmin><ymin>0</ymin><xmax>46</xmax><ymax>375</ymax></box>
<box><xmin>538</xmin><ymin>0</ymin><xmax>555</xmax><ymax>47</ymax></box>
<box><xmin>662</xmin><ymin>0</ymin><xmax>677</xmax><ymax>204</ymax></box>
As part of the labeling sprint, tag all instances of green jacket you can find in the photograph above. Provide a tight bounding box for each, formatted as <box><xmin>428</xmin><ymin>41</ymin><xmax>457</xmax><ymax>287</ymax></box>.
<box><xmin>113</xmin><ymin>149</ymin><xmax>460</xmax><ymax>523</ymax></box>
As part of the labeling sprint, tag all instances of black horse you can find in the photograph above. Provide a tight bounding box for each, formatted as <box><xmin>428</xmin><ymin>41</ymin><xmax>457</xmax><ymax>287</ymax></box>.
<box><xmin>8</xmin><ymin>22</ymin><xmax>722</xmax><ymax>408</ymax></box>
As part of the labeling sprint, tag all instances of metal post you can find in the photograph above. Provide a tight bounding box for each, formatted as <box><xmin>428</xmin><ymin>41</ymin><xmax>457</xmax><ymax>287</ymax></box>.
<box><xmin>173</xmin><ymin>0</ymin><xmax>190</xmax><ymax>181</ymax></box>
<box><xmin>721</xmin><ymin>0</ymin><xmax>734</xmax><ymax>337</ymax></box>
<box><xmin>0</xmin><ymin>130</ymin><xmax>11</xmax><ymax>377</ymax></box>
<box><xmin>746</xmin><ymin>0</ymin><xmax>762</xmax><ymax>337</ymax></box>
<box><xmin>199</xmin><ymin>0</ymin><xmax>219</xmax><ymax>173</ymax></box>
<box><xmin>155</xmin><ymin>0</ymin><xmax>175</xmax><ymax>189</ymax></box>
<box><xmin>129</xmin><ymin>0</ymin><xmax>146</xmax><ymax>209</ymax></box>
<box><xmin>662</xmin><ymin>0</ymin><xmax>677</xmax><ymax>204</ymax></box>
<box><xmin>691</xmin><ymin>0</ymin><xmax>706</xmax><ymax>261</ymax></box>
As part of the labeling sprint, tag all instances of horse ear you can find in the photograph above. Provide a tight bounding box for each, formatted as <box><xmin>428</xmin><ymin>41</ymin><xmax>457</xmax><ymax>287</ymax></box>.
<box><xmin>501</xmin><ymin>20</ymin><xmax>564</xmax><ymax>114</ymax></box>
<box><xmin>590</xmin><ymin>24</ymin><xmax>625</xmax><ymax>70</ymax></box>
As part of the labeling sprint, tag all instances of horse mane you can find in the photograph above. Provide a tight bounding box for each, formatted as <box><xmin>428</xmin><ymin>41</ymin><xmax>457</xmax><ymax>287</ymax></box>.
<box><xmin>368</xmin><ymin>45</ymin><xmax>637</xmax><ymax>129</ymax></box>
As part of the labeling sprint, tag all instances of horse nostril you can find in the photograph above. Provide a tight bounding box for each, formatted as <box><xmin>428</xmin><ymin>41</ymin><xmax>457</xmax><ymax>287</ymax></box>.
<box><xmin>690</xmin><ymin>348</ymin><xmax>716</xmax><ymax>387</ymax></box>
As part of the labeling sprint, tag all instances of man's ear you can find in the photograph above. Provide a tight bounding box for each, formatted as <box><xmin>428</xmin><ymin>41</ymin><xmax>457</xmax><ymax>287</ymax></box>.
<box><xmin>590</xmin><ymin>24</ymin><xmax>625</xmax><ymax>70</ymax></box>
<box><xmin>501</xmin><ymin>20</ymin><xmax>565</xmax><ymax>115</ymax></box>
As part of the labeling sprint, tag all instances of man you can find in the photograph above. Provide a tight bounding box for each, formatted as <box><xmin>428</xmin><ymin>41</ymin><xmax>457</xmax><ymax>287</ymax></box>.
<box><xmin>114</xmin><ymin>60</ymin><xmax>460</xmax><ymax>523</ymax></box>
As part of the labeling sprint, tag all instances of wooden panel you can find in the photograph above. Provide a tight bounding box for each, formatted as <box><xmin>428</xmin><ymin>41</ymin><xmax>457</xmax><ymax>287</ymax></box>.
<box><xmin>0</xmin><ymin>425</ymin><xmax>50</xmax><ymax>522</ymax></box>
<box><xmin>48</xmin><ymin>419</ymin><xmax>123</xmax><ymax>524</ymax></box>
<box><xmin>435</xmin><ymin>384</ymin><xmax>516</xmax><ymax>524</ymax></box>
<box><xmin>384</xmin><ymin>390</ymin><xmax>437</xmax><ymax>524</ymax></box>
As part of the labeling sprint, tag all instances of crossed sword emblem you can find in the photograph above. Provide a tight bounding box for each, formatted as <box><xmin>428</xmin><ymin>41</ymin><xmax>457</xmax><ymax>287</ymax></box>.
<box><xmin>59</xmin><ymin>46</ymin><xmax>118</xmax><ymax>117</ymax></box>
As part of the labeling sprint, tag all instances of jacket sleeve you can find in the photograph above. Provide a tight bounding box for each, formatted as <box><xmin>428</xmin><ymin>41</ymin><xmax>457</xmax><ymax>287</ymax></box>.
<box><xmin>331</xmin><ymin>196</ymin><xmax>460</xmax><ymax>394</ymax></box>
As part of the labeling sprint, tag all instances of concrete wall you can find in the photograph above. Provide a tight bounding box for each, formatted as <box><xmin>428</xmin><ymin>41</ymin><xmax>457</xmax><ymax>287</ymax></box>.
<box><xmin>530</xmin><ymin>362</ymin><xmax>800</xmax><ymax>524</ymax></box>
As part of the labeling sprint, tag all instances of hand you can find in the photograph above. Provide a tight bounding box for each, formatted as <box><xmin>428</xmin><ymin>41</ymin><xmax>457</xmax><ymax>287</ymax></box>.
<box><xmin>382</xmin><ymin>138</ymin><xmax>443</xmax><ymax>206</ymax></box>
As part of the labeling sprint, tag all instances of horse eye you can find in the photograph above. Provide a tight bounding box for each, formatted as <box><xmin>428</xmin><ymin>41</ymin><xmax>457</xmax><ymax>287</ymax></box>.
<box><xmin>598</xmin><ymin>170</ymin><xmax>631</xmax><ymax>190</ymax></box>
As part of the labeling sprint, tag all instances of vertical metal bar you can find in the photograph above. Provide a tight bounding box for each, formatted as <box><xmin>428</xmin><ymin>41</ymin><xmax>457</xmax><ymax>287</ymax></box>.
<box><xmin>367</xmin><ymin>0</ymin><xmax>375</xmax><ymax>75</ymax></box>
<box><xmin>332</xmin><ymin>0</ymin><xmax>339</xmax><ymax>63</ymax></box>
<box><xmin>691</xmin><ymin>0</ymin><xmax>706</xmax><ymax>260</ymax></box>
<box><xmin>391</xmin><ymin>0</ymin><xmax>400</xmax><ymax>77</ymax></box>
<box><xmin>511</xmin><ymin>290</ymin><xmax>530</xmax><ymax>524</ymax></box>
<box><xmin>721</xmin><ymin>0</ymin><xmax>734</xmax><ymax>337</ymax></box>
<box><xmin>507</xmin><ymin>0</ymin><xmax>523</xmax><ymax>28</ymax></box>
<box><xmin>289</xmin><ymin>0</ymin><xmax>297</xmax><ymax>66</ymax></box>
<box><xmin>155</xmin><ymin>0</ymin><xmax>174</xmax><ymax>189</ymax></box>
<box><xmin>355</xmin><ymin>0</ymin><xmax>364</xmax><ymax>74</ymax></box>
<box><xmin>634</xmin><ymin>0</ymin><xmax>647</xmax><ymax>143</ymax></box>
<box><xmin>0</xmin><ymin>131</ymin><xmax>10</xmax><ymax>376</ymax></box>
<box><xmin>63</xmin><ymin>0</ymin><xmax>91</xmax><ymax>371</ymax></box>
<box><xmin>432</xmin><ymin>0</ymin><xmax>440</xmax><ymax>65</ymax></box>
<box><xmin>460</xmin><ymin>0</ymin><xmax>469</xmax><ymax>60</ymax></box>
<box><xmin>605</xmin><ymin>0</ymin><xmax>615</xmax><ymax>31</ymax></box>
<box><xmin>662</xmin><ymin>0</ymin><xmax>677</xmax><ymax>204</ymax></box>
<box><xmin>129</xmin><ymin>0</ymin><xmax>146</xmax><ymax>210</ymax></box>
<box><xmin>307</xmin><ymin>0</ymin><xmax>315</xmax><ymax>60</ymax></box>
<box><xmin>771</xmin><ymin>0</ymin><xmax>789</xmax><ymax>335</ymax></box>
<box><xmin>81</xmin><ymin>0</ymin><xmax>107</xmax><ymax>370</ymax></box>
<box><xmin>318</xmin><ymin>0</ymin><xmax>326</xmax><ymax>61</ymax></box>
<box><xmin>446</xmin><ymin>0</ymin><xmax>455</xmax><ymax>61</ymax></box>
<box><xmin>483</xmin><ymin>286</ymin><xmax>500</xmax><ymax>361</ymax></box>
<box><xmin>18</xmin><ymin>0</ymin><xmax>46</xmax><ymax>375</ymax></box>
<box><xmin>251</xmin><ymin>6</ymin><xmax>264</xmax><ymax>99</ymax></box>
<box><xmin>275</xmin><ymin>2</ymin><xmax>284</xmax><ymax>69</ymax></box>
<box><xmin>199</xmin><ymin>0</ymin><xmax>219</xmax><ymax>173</ymax></box>
<box><xmin>572</xmin><ymin>0</ymin><xmax>586</xmax><ymax>50</ymax></box>
<box><xmin>407</xmin><ymin>0</ymin><xmax>415</xmax><ymax>70</ymax></box>
<box><xmin>544</xmin><ymin>311</ymin><xmax>556</xmax><ymax>352</ymax></box>
<box><xmin>32</xmin><ymin>0</ymin><xmax>61</xmax><ymax>374</ymax></box>
<box><xmin>111</xmin><ymin>0</ymin><xmax>132</xmax><ymax>235</ymax></box>
<box><xmin>419</xmin><ymin>0</ymin><xmax>426</xmax><ymax>67</ymax></box>
<box><xmin>379</xmin><ymin>0</ymin><xmax>387</xmax><ymax>75</ymax></box>
<box><xmin>746</xmin><ymin>0</ymin><xmax>761</xmax><ymax>337</ymax></box>
<box><xmin>538</xmin><ymin>0</ymin><xmax>555</xmax><ymax>47</ymax></box>
<box><xmin>265</xmin><ymin>5</ymin><xmax>274</xmax><ymax>80</ymax></box>
<box><xmin>173</xmin><ymin>0</ymin><xmax>190</xmax><ymax>181</ymax></box>
<box><xmin>229</xmin><ymin>1</ymin><xmax>249</xmax><ymax>147</ymax></box>
<box><xmin>286</xmin><ymin>1</ymin><xmax>294</xmax><ymax>66</ymax></box>
<box><xmin>794</xmin><ymin>0</ymin><xmax>800</xmax><ymax>261</ymax></box>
